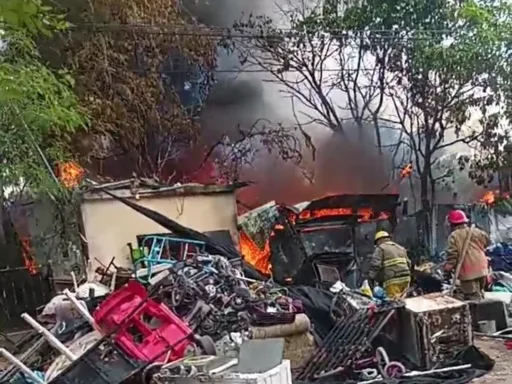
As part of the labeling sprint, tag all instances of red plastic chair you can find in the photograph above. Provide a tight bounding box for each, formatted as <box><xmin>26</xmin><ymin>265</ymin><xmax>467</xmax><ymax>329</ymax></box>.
<box><xmin>93</xmin><ymin>281</ymin><xmax>194</xmax><ymax>362</ymax></box>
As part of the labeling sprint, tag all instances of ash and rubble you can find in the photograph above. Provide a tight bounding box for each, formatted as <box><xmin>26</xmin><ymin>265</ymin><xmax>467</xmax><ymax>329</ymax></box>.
<box><xmin>0</xmin><ymin>190</ymin><xmax>503</xmax><ymax>384</ymax></box>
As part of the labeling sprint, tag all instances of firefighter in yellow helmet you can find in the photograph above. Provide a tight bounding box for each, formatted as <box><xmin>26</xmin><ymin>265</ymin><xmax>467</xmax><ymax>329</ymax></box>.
<box><xmin>367</xmin><ymin>231</ymin><xmax>412</xmax><ymax>299</ymax></box>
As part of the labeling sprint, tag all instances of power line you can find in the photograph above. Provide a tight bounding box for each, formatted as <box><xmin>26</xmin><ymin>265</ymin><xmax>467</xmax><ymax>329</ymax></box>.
<box><xmin>75</xmin><ymin>67</ymin><xmax>512</xmax><ymax>81</ymax></box>
<box><xmin>70</xmin><ymin>23</ymin><xmax>492</xmax><ymax>40</ymax></box>
<box><xmin>73</xmin><ymin>67</ymin><xmax>377</xmax><ymax>74</ymax></box>
<box><xmin>74</xmin><ymin>23</ymin><xmax>459</xmax><ymax>34</ymax></box>
<box><xmin>58</xmin><ymin>23</ymin><xmax>508</xmax><ymax>76</ymax></box>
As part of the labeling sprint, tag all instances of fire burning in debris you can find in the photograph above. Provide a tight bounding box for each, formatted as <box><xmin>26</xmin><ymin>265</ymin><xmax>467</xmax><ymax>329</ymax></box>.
<box><xmin>298</xmin><ymin>207</ymin><xmax>390</xmax><ymax>222</ymax></box>
<box><xmin>479</xmin><ymin>190</ymin><xmax>510</xmax><ymax>205</ymax></box>
<box><xmin>399</xmin><ymin>163</ymin><xmax>413</xmax><ymax>179</ymax></box>
<box><xmin>240</xmin><ymin>205</ymin><xmax>391</xmax><ymax>274</ymax></box>
<box><xmin>480</xmin><ymin>191</ymin><xmax>496</xmax><ymax>205</ymax></box>
<box><xmin>57</xmin><ymin>161</ymin><xmax>85</xmax><ymax>189</ymax></box>
<box><xmin>239</xmin><ymin>231</ymin><xmax>271</xmax><ymax>275</ymax></box>
<box><xmin>20</xmin><ymin>237</ymin><xmax>38</xmax><ymax>275</ymax></box>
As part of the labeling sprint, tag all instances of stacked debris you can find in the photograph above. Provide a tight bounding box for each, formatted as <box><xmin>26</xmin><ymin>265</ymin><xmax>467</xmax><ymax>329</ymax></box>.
<box><xmin>149</xmin><ymin>254</ymin><xmax>301</xmax><ymax>352</ymax></box>
<box><xmin>0</xmin><ymin>252</ymin><xmax>303</xmax><ymax>384</ymax></box>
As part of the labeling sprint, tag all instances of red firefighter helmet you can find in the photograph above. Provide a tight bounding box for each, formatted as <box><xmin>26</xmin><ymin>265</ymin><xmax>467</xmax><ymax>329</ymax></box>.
<box><xmin>447</xmin><ymin>209</ymin><xmax>469</xmax><ymax>225</ymax></box>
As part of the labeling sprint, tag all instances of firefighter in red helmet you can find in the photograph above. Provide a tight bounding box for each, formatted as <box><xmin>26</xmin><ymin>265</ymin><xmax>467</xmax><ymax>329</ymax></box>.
<box><xmin>444</xmin><ymin>209</ymin><xmax>491</xmax><ymax>300</ymax></box>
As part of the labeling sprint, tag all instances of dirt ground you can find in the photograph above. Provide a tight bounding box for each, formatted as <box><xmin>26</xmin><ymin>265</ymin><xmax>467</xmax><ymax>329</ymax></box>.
<box><xmin>473</xmin><ymin>337</ymin><xmax>512</xmax><ymax>383</ymax></box>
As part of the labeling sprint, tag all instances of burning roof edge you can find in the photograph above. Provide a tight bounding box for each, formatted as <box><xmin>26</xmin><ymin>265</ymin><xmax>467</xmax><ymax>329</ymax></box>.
<box><xmin>81</xmin><ymin>178</ymin><xmax>248</xmax><ymax>200</ymax></box>
<box><xmin>302</xmin><ymin>194</ymin><xmax>400</xmax><ymax>212</ymax></box>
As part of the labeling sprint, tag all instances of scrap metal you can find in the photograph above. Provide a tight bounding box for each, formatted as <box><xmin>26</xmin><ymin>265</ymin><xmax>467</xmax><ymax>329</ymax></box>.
<box><xmin>295</xmin><ymin>295</ymin><xmax>402</xmax><ymax>380</ymax></box>
<box><xmin>157</xmin><ymin>254</ymin><xmax>300</xmax><ymax>342</ymax></box>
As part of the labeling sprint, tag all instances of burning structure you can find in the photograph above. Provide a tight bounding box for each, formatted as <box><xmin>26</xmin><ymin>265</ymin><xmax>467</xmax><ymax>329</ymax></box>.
<box><xmin>239</xmin><ymin>194</ymin><xmax>400</xmax><ymax>288</ymax></box>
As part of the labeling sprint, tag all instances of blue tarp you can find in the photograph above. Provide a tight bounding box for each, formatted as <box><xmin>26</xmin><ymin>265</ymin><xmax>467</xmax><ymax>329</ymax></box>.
<box><xmin>487</xmin><ymin>242</ymin><xmax>512</xmax><ymax>273</ymax></box>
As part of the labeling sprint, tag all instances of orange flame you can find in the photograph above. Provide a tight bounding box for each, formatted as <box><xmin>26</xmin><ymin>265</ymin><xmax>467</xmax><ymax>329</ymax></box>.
<box><xmin>239</xmin><ymin>231</ymin><xmax>271</xmax><ymax>275</ymax></box>
<box><xmin>479</xmin><ymin>190</ymin><xmax>510</xmax><ymax>205</ymax></box>
<box><xmin>298</xmin><ymin>207</ymin><xmax>390</xmax><ymax>222</ymax></box>
<box><xmin>57</xmin><ymin>161</ymin><xmax>85</xmax><ymax>189</ymax></box>
<box><xmin>400</xmin><ymin>163</ymin><xmax>413</xmax><ymax>179</ymax></box>
<box><xmin>480</xmin><ymin>191</ymin><xmax>496</xmax><ymax>205</ymax></box>
<box><xmin>299</xmin><ymin>208</ymin><xmax>351</xmax><ymax>220</ymax></box>
<box><xmin>240</xmin><ymin>207</ymin><xmax>392</xmax><ymax>274</ymax></box>
<box><xmin>20</xmin><ymin>237</ymin><xmax>38</xmax><ymax>275</ymax></box>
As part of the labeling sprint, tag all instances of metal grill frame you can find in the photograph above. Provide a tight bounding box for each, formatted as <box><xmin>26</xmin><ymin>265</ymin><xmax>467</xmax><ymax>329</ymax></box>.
<box><xmin>314</xmin><ymin>263</ymin><xmax>341</xmax><ymax>283</ymax></box>
<box><xmin>296</xmin><ymin>296</ymin><xmax>401</xmax><ymax>380</ymax></box>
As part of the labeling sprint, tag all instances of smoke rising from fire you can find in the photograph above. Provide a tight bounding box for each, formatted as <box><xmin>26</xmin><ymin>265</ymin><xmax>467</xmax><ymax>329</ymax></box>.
<box><xmin>184</xmin><ymin>0</ymin><xmax>392</xmax><ymax>206</ymax></box>
<box><xmin>241</xmin><ymin>126</ymin><xmax>391</xmax><ymax>206</ymax></box>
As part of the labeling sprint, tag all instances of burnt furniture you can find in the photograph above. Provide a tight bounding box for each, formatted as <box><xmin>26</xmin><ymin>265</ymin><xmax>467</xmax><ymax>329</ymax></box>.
<box><xmin>396</xmin><ymin>293</ymin><xmax>472</xmax><ymax>369</ymax></box>
<box><xmin>270</xmin><ymin>194</ymin><xmax>400</xmax><ymax>289</ymax></box>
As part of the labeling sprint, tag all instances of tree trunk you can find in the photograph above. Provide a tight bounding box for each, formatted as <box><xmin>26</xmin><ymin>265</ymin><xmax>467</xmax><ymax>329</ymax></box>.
<box><xmin>419</xmin><ymin>171</ymin><xmax>431</xmax><ymax>249</ymax></box>
<box><xmin>0</xmin><ymin>196</ymin><xmax>5</xmax><ymax>246</ymax></box>
<box><xmin>356</xmin><ymin>118</ymin><xmax>364</xmax><ymax>142</ymax></box>
<box><xmin>429</xmin><ymin>173</ymin><xmax>437</xmax><ymax>253</ymax></box>
<box><xmin>495</xmin><ymin>142</ymin><xmax>503</xmax><ymax>194</ymax></box>
<box><xmin>373</xmin><ymin>116</ymin><xmax>383</xmax><ymax>155</ymax></box>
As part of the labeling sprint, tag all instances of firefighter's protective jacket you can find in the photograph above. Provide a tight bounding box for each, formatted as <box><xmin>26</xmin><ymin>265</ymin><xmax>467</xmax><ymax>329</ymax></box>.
<box><xmin>368</xmin><ymin>240</ymin><xmax>411</xmax><ymax>288</ymax></box>
<box><xmin>446</xmin><ymin>226</ymin><xmax>490</xmax><ymax>281</ymax></box>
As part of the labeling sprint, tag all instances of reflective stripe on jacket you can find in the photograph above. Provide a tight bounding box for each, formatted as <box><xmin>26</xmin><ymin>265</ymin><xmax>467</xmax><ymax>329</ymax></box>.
<box><xmin>368</xmin><ymin>241</ymin><xmax>411</xmax><ymax>288</ymax></box>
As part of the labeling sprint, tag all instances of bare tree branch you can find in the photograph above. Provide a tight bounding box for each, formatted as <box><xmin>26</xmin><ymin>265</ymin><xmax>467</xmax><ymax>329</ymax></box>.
<box><xmin>194</xmin><ymin>118</ymin><xmax>313</xmax><ymax>183</ymax></box>
<box><xmin>230</xmin><ymin>0</ymin><xmax>390</xmax><ymax>149</ymax></box>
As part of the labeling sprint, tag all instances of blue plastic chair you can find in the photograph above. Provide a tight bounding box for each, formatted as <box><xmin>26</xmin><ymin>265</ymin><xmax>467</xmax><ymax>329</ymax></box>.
<box><xmin>133</xmin><ymin>236</ymin><xmax>207</xmax><ymax>283</ymax></box>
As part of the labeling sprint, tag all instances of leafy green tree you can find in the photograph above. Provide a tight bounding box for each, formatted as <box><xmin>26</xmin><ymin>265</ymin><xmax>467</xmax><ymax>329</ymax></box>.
<box><xmin>343</xmin><ymin>0</ymin><xmax>512</xmax><ymax>242</ymax></box>
<box><xmin>0</xmin><ymin>0</ymin><xmax>86</xmax><ymax>195</ymax></box>
<box><xmin>460</xmin><ymin>115</ymin><xmax>510</xmax><ymax>189</ymax></box>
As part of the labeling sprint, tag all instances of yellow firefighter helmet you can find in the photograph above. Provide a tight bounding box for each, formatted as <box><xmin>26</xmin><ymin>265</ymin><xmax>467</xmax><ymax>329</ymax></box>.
<box><xmin>374</xmin><ymin>231</ymin><xmax>390</xmax><ymax>242</ymax></box>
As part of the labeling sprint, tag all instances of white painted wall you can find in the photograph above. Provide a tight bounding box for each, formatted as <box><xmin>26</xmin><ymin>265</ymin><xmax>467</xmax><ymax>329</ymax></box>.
<box><xmin>80</xmin><ymin>189</ymin><xmax>239</xmax><ymax>271</ymax></box>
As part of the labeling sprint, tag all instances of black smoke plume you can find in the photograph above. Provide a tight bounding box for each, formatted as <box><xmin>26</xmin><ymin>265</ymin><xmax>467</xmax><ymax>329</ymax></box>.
<box><xmin>184</xmin><ymin>0</ymin><xmax>392</xmax><ymax>206</ymax></box>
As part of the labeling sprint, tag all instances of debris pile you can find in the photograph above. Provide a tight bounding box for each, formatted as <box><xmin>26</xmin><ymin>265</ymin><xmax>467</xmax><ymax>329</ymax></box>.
<box><xmin>0</xmin><ymin>193</ymin><xmax>499</xmax><ymax>384</ymax></box>
<box><xmin>0</xmin><ymin>250</ymin><xmax>302</xmax><ymax>384</ymax></box>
